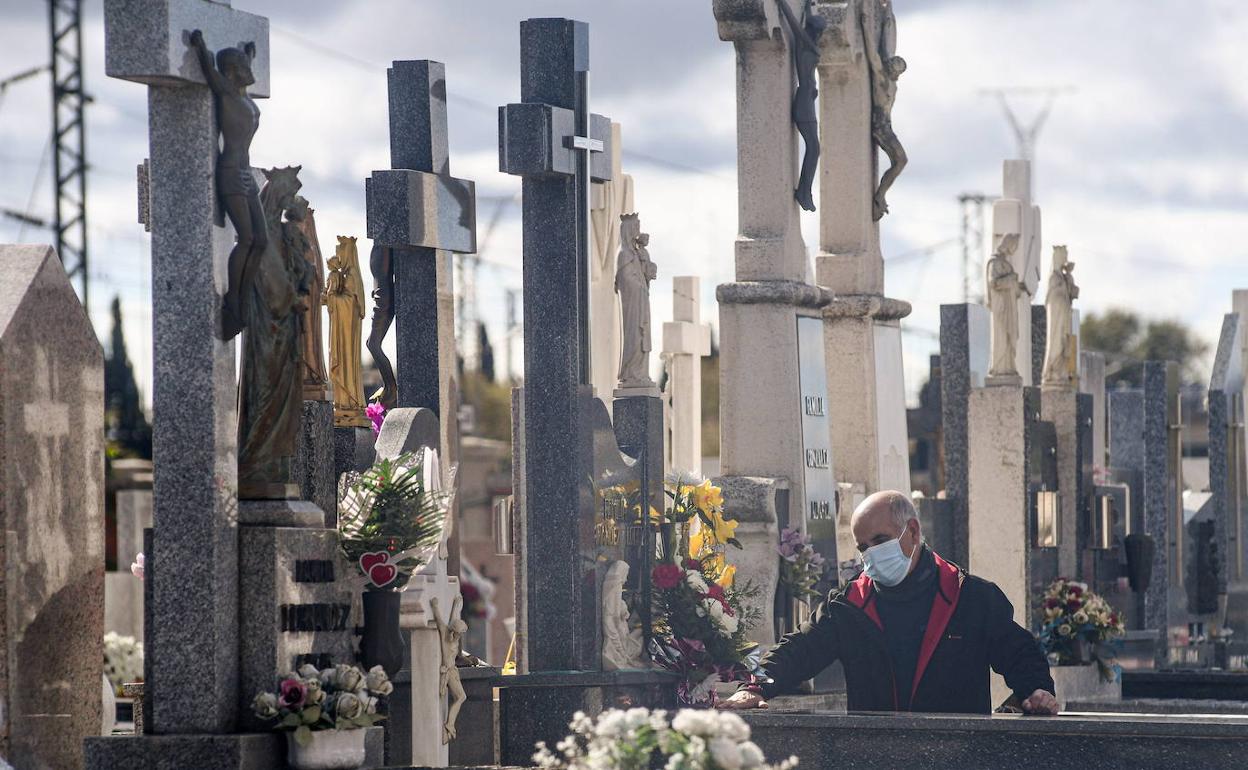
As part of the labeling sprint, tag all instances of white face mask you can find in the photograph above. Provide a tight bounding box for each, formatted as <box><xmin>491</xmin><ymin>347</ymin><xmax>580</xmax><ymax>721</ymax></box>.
<box><xmin>862</xmin><ymin>529</ymin><xmax>916</xmax><ymax>587</ymax></box>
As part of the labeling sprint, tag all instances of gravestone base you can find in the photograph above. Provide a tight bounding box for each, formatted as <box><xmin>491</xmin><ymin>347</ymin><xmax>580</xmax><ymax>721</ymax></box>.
<box><xmin>448</xmin><ymin>667</ymin><xmax>503</xmax><ymax>766</ymax></box>
<box><xmin>84</xmin><ymin>728</ymin><xmax>384</xmax><ymax>769</ymax></box>
<box><xmin>496</xmin><ymin>670</ymin><xmax>680</xmax><ymax>766</ymax></box>
<box><xmin>238</xmin><ymin>526</ymin><xmax>361</xmax><ymax>732</ymax></box>
<box><xmin>714</xmin><ymin>475</ymin><xmax>787</xmax><ymax>647</ymax></box>
<box><xmin>1041</xmin><ymin>388</ymin><xmax>1083</xmax><ymax>579</ymax></box>
<box><xmin>238</xmin><ymin>498</ymin><xmax>324</xmax><ymax>527</ymax></box>
<box><xmin>294</xmin><ymin>400</ymin><xmax>337</xmax><ymax>525</ymax></box>
<box><xmin>334</xmin><ymin>425</ymin><xmax>377</xmax><ymax>478</ymax></box>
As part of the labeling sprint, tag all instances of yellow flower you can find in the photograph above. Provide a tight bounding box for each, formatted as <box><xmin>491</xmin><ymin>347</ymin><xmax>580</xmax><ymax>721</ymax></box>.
<box><xmin>717</xmin><ymin>564</ymin><xmax>736</xmax><ymax>589</ymax></box>
<box><xmin>693</xmin><ymin>480</ymin><xmax>724</xmax><ymax>512</ymax></box>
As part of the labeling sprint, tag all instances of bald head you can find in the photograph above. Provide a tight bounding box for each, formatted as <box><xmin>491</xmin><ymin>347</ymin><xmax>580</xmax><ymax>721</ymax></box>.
<box><xmin>850</xmin><ymin>491</ymin><xmax>921</xmax><ymax>555</ymax></box>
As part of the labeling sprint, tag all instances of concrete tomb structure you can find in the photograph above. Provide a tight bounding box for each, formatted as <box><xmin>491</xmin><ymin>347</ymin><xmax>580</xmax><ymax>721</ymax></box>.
<box><xmin>663</xmin><ymin>276</ymin><xmax>712</xmax><ymax>477</ymax></box>
<box><xmin>711</xmin><ymin>0</ymin><xmax>838</xmax><ymax>646</ymax></box>
<box><xmin>0</xmin><ymin>245</ymin><xmax>105</xmax><ymax>770</ymax></box>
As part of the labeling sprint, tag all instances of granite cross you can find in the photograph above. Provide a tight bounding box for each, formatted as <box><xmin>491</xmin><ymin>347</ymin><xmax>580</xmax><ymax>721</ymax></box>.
<box><xmin>499</xmin><ymin>17</ymin><xmax>614</xmax><ymax>673</ymax></box>
<box><xmin>366</xmin><ymin>60</ymin><xmax>477</xmax><ymax>416</ymax></box>
<box><xmin>102</xmin><ymin>0</ymin><xmax>270</xmax><ymax>735</ymax></box>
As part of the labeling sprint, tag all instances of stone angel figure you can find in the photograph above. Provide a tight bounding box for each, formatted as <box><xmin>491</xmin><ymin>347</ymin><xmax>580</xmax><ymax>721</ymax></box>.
<box><xmin>1041</xmin><ymin>246</ymin><xmax>1080</xmax><ymax>388</ymax></box>
<box><xmin>602</xmin><ymin>561</ymin><xmax>647</xmax><ymax>671</ymax></box>
<box><xmin>325</xmin><ymin>236</ymin><xmax>369</xmax><ymax>428</ymax></box>
<box><xmin>986</xmin><ymin>233</ymin><xmax>1023</xmax><ymax>384</ymax></box>
<box><xmin>187</xmin><ymin>29</ymin><xmax>262</xmax><ymax>340</ymax></box>
<box><xmin>615</xmin><ymin>214</ymin><xmax>658</xmax><ymax>390</ymax></box>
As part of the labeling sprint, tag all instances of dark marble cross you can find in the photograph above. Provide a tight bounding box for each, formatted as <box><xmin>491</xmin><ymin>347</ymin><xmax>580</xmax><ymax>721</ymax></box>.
<box><xmin>366</xmin><ymin>60</ymin><xmax>477</xmax><ymax>415</ymax></box>
<box><xmin>499</xmin><ymin>18</ymin><xmax>619</xmax><ymax>673</ymax></box>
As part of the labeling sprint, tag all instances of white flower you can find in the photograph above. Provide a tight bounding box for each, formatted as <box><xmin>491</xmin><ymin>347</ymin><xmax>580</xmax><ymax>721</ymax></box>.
<box><xmin>335</xmin><ymin>664</ymin><xmax>365</xmax><ymax>693</ymax></box>
<box><xmin>716</xmin><ymin>711</ymin><xmax>750</xmax><ymax>742</ymax></box>
<box><xmin>686</xmin><ymin>571</ymin><xmax>709</xmax><ymax>594</ymax></box>
<box><xmin>720</xmin><ymin>612</ymin><xmax>740</xmax><ymax>636</ymax></box>
<box><xmin>297</xmin><ymin>664</ymin><xmax>320</xmax><ymax>680</ymax></box>
<box><xmin>739</xmin><ymin>741</ymin><xmax>765</xmax><ymax>768</ymax></box>
<box><xmin>365</xmin><ymin>665</ymin><xmax>394</xmax><ymax>695</ymax></box>
<box><xmin>335</xmin><ymin>691</ymin><xmax>364</xmax><ymax>720</ymax></box>
<box><xmin>251</xmin><ymin>692</ymin><xmax>279</xmax><ymax>720</ymax></box>
<box><xmin>672</xmin><ymin>709</ymin><xmax>720</xmax><ymax>737</ymax></box>
<box><xmin>665</xmin><ymin>753</ymin><xmax>686</xmax><ymax>770</ymax></box>
<box><xmin>709</xmin><ymin>737</ymin><xmax>744</xmax><ymax>770</ymax></box>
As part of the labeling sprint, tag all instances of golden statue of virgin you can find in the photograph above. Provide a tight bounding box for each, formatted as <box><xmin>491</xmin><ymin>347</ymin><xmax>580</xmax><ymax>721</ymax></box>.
<box><xmin>325</xmin><ymin>236</ymin><xmax>369</xmax><ymax>428</ymax></box>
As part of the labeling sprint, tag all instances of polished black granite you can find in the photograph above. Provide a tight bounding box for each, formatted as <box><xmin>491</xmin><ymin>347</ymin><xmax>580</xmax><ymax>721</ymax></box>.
<box><xmin>1123</xmin><ymin>670</ymin><xmax>1248</xmax><ymax>701</ymax></box>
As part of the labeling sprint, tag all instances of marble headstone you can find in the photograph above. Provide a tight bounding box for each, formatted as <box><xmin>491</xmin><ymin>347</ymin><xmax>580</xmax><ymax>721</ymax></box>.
<box><xmin>0</xmin><ymin>244</ymin><xmax>105</xmax><ymax>769</ymax></box>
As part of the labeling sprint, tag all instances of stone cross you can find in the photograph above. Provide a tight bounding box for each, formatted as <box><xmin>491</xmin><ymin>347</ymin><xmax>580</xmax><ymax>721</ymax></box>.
<box><xmin>102</xmin><ymin>0</ymin><xmax>270</xmax><ymax>735</ymax></box>
<box><xmin>590</xmin><ymin>122</ymin><xmax>635</xmax><ymax>410</ymax></box>
<box><xmin>662</xmin><ymin>277</ymin><xmax>711</xmax><ymax>476</ymax></box>
<box><xmin>992</xmin><ymin>159</ymin><xmax>1042</xmax><ymax>385</ymax></box>
<box><xmin>499</xmin><ymin>17</ymin><xmax>614</xmax><ymax>672</ymax></box>
<box><xmin>366</xmin><ymin>60</ymin><xmax>476</xmax><ymax>421</ymax></box>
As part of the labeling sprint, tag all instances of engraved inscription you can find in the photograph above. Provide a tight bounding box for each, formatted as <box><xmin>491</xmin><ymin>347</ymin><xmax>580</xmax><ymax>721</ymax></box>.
<box><xmin>805</xmin><ymin>448</ymin><xmax>830</xmax><ymax>469</ymax></box>
<box><xmin>294</xmin><ymin>560</ymin><xmax>336</xmax><ymax>583</ymax></box>
<box><xmin>809</xmin><ymin>499</ymin><xmax>833</xmax><ymax>520</ymax></box>
<box><xmin>280</xmin><ymin>603</ymin><xmax>352</xmax><ymax>633</ymax></box>
<box><xmin>804</xmin><ymin>396</ymin><xmax>825</xmax><ymax>417</ymax></box>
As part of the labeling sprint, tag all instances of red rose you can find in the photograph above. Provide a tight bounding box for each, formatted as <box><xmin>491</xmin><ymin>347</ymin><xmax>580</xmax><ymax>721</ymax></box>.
<box><xmin>1044</xmin><ymin>598</ymin><xmax>1060</xmax><ymax>609</ymax></box>
<box><xmin>1066</xmin><ymin>599</ymin><xmax>1082</xmax><ymax>612</ymax></box>
<box><xmin>684</xmin><ymin>558</ymin><xmax>702</xmax><ymax>571</ymax></box>
<box><xmin>1069</xmin><ymin>585</ymin><xmax>1084</xmax><ymax>596</ymax></box>
<box><xmin>653</xmin><ymin>564</ymin><xmax>684</xmax><ymax>591</ymax></box>
<box><xmin>706</xmin><ymin>583</ymin><xmax>726</xmax><ymax>602</ymax></box>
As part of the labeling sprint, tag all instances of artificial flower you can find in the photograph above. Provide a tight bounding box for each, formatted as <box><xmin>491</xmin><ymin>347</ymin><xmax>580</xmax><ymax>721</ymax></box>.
<box><xmin>278</xmin><ymin>678</ymin><xmax>307</xmax><ymax>710</ymax></box>
<box><xmin>653</xmin><ymin>564</ymin><xmax>684</xmax><ymax>590</ymax></box>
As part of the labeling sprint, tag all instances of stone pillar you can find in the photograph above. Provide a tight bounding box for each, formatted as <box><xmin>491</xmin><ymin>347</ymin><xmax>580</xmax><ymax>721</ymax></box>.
<box><xmin>1207</xmin><ymin>315</ymin><xmax>1243</xmax><ymax>609</ymax></box>
<box><xmin>662</xmin><ymin>277</ymin><xmax>711</xmax><ymax>476</ymax></box>
<box><xmin>1080</xmin><ymin>351</ymin><xmax>1108</xmax><ymax>470</ymax></box>
<box><xmin>711</xmin><ymin>0</ymin><xmax>836</xmax><ymax>646</ymax></box>
<box><xmin>814</xmin><ymin>1</ymin><xmax>912</xmax><ymax>508</ymax></box>
<box><xmin>939</xmin><ymin>303</ymin><xmax>991</xmax><ymax>568</ymax></box>
<box><xmin>1041</xmin><ymin>388</ymin><xmax>1082</xmax><ymax>580</ymax></box>
<box><xmin>967</xmin><ymin>383</ymin><xmax>1036</xmax><ymax>706</ymax></box>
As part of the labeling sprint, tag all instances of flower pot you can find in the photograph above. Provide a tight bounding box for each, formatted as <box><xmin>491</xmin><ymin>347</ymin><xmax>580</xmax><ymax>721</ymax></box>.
<box><xmin>285</xmin><ymin>729</ymin><xmax>366</xmax><ymax>770</ymax></box>
<box><xmin>1051</xmin><ymin>663</ymin><xmax>1121</xmax><ymax>712</ymax></box>
<box><xmin>360</xmin><ymin>590</ymin><xmax>405</xmax><ymax>678</ymax></box>
<box><xmin>1072</xmin><ymin>637</ymin><xmax>1094</xmax><ymax>665</ymax></box>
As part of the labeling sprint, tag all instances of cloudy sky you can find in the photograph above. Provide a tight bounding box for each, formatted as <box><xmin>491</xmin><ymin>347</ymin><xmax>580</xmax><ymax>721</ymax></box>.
<box><xmin>1</xmin><ymin>0</ymin><xmax>1246</xmax><ymax>410</ymax></box>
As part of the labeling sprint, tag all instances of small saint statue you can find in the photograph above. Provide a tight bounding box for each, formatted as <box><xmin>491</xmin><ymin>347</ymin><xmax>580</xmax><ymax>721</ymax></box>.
<box><xmin>187</xmin><ymin>29</ymin><xmax>263</xmax><ymax>340</ymax></box>
<box><xmin>1041</xmin><ymin>246</ymin><xmax>1080</xmax><ymax>388</ymax></box>
<box><xmin>775</xmin><ymin>0</ymin><xmax>826</xmax><ymax>212</ymax></box>
<box><xmin>863</xmin><ymin>0</ymin><xmax>908</xmax><ymax>221</ymax></box>
<box><xmin>366</xmin><ymin>245</ymin><xmax>399</xmax><ymax>409</ymax></box>
<box><xmin>986</xmin><ymin>233</ymin><xmax>1023</xmax><ymax>385</ymax></box>
<box><xmin>284</xmin><ymin>197</ymin><xmax>332</xmax><ymax>401</ymax></box>
<box><xmin>615</xmin><ymin>214</ymin><xmax>657</xmax><ymax>391</ymax></box>
<box><xmin>430</xmin><ymin>596</ymin><xmax>468</xmax><ymax>745</ymax></box>
<box><xmin>325</xmin><ymin>236</ymin><xmax>370</xmax><ymax>428</ymax></box>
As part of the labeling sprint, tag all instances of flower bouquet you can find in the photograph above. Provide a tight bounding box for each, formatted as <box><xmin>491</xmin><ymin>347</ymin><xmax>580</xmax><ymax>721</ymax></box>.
<box><xmin>649</xmin><ymin>557</ymin><xmax>762</xmax><ymax>705</ymax></box>
<box><xmin>104</xmin><ymin>632</ymin><xmax>144</xmax><ymax>697</ymax></box>
<box><xmin>252</xmin><ymin>663</ymin><xmax>393</xmax><ymax>769</ymax></box>
<box><xmin>777</xmin><ymin>527</ymin><xmax>827</xmax><ymax>605</ymax></box>
<box><xmin>532</xmin><ymin>707</ymin><xmax>798</xmax><ymax>770</ymax></box>
<box><xmin>338</xmin><ymin>448</ymin><xmax>453</xmax><ymax>591</ymax></box>
<box><xmin>1037</xmin><ymin>578</ymin><xmax>1125</xmax><ymax>682</ymax></box>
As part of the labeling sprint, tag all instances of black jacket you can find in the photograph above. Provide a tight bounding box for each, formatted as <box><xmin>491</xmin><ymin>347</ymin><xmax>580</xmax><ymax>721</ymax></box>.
<box><xmin>756</xmin><ymin>550</ymin><xmax>1054</xmax><ymax>713</ymax></box>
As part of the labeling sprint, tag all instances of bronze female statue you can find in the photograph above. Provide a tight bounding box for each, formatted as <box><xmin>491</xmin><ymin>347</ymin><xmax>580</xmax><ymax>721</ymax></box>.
<box><xmin>237</xmin><ymin>167</ymin><xmax>310</xmax><ymax>498</ymax></box>
<box><xmin>188</xmin><ymin>29</ymin><xmax>263</xmax><ymax>340</ymax></box>
<box><xmin>776</xmin><ymin>0</ymin><xmax>826</xmax><ymax>212</ymax></box>
<box><xmin>366</xmin><ymin>244</ymin><xmax>399</xmax><ymax>409</ymax></box>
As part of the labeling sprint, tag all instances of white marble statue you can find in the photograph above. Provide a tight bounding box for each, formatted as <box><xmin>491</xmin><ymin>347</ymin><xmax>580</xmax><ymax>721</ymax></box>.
<box><xmin>615</xmin><ymin>214</ymin><xmax>657</xmax><ymax>389</ymax></box>
<box><xmin>429</xmin><ymin>596</ymin><xmax>467</xmax><ymax>744</ymax></box>
<box><xmin>1041</xmin><ymin>246</ymin><xmax>1080</xmax><ymax>388</ymax></box>
<box><xmin>987</xmin><ymin>233</ymin><xmax>1023</xmax><ymax>383</ymax></box>
<box><xmin>601</xmin><ymin>561</ymin><xmax>646</xmax><ymax>671</ymax></box>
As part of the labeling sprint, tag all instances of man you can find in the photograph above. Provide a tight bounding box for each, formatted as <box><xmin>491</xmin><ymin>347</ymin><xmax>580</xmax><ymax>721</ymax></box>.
<box><xmin>721</xmin><ymin>491</ymin><xmax>1058</xmax><ymax>714</ymax></box>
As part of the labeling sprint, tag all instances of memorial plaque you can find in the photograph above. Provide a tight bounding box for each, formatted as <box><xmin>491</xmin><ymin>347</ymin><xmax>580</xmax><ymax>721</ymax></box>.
<box><xmin>797</xmin><ymin>317</ymin><xmax>837</xmax><ymax>558</ymax></box>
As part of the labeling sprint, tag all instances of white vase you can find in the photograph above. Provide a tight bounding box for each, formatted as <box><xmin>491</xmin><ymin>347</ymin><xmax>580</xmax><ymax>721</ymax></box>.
<box><xmin>1051</xmin><ymin>663</ymin><xmax>1121</xmax><ymax>712</ymax></box>
<box><xmin>285</xmin><ymin>729</ymin><xmax>366</xmax><ymax>770</ymax></box>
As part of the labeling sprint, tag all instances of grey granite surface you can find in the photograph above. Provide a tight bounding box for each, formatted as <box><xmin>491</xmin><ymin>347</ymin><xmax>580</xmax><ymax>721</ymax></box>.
<box><xmin>238</xmin><ymin>526</ymin><xmax>362</xmax><ymax>732</ymax></box>
<box><xmin>1142</xmin><ymin>362</ymin><xmax>1172</xmax><ymax>660</ymax></box>
<box><xmin>103</xmin><ymin>0</ymin><xmax>272</xmax><ymax>97</ymax></box>
<box><xmin>86</xmin><ymin>728</ymin><xmax>383</xmax><ymax>769</ymax></box>
<box><xmin>334</xmin><ymin>425</ymin><xmax>376</xmax><ymax>478</ymax></box>
<box><xmin>238</xmin><ymin>498</ymin><xmax>324</xmax><ymax>527</ymax></box>
<box><xmin>1031</xmin><ymin>304</ymin><xmax>1046</xmax><ymax>387</ymax></box>
<box><xmin>374</xmin><ymin>407</ymin><xmax>440</xmax><ymax>460</ymax></box>
<box><xmin>294</xmin><ymin>399</ymin><xmax>336</xmax><ymax>525</ymax></box>
<box><xmin>0</xmin><ymin>245</ymin><xmax>105</xmax><ymax>770</ymax></box>
<box><xmin>939</xmin><ymin>303</ymin><xmax>989</xmax><ymax>567</ymax></box>
<box><xmin>1207</xmin><ymin>314</ymin><xmax>1242</xmax><ymax>595</ymax></box>
<box><xmin>744</xmin><ymin>712</ymin><xmax>1248</xmax><ymax>770</ymax></box>
<box><xmin>145</xmin><ymin>82</ymin><xmax>242</xmax><ymax>734</ymax></box>
<box><xmin>500</xmin><ymin>18</ymin><xmax>606</xmax><ymax>674</ymax></box>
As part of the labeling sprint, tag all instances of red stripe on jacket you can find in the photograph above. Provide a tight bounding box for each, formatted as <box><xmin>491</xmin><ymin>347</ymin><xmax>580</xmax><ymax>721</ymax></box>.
<box><xmin>845</xmin><ymin>551</ymin><xmax>965</xmax><ymax>707</ymax></box>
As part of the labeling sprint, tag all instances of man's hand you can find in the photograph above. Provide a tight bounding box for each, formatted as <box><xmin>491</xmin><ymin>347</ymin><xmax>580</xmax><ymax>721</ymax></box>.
<box><xmin>717</xmin><ymin>690</ymin><xmax>768</xmax><ymax>711</ymax></box>
<box><xmin>1021</xmin><ymin>689</ymin><xmax>1058</xmax><ymax>715</ymax></box>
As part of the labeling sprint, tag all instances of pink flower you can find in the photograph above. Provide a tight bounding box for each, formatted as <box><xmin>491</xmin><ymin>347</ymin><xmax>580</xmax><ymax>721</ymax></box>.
<box><xmin>130</xmin><ymin>553</ymin><xmax>145</xmax><ymax>581</ymax></box>
<box><xmin>653</xmin><ymin>564</ymin><xmax>684</xmax><ymax>591</ymax></box>
<box><xmin>366</xmin><ymin>402</ymin><xmax>387</xmax><ymax>435</ymax></box>
<box><xmin>279</xmin><ymin>678</ymin><xmax>306</xmax><ymax>710</ymax></box>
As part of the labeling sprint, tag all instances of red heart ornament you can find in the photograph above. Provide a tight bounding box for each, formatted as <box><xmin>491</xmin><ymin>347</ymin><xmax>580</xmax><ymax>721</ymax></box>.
<box><xmin>368</xmin><ymin>563</ymin><xmax>398</xmax><ymax>588</ymax></box>
<box><xmin>360</xmin><ymin>552</ymin><xmax>390</xmax><ymax>574</ymax></box>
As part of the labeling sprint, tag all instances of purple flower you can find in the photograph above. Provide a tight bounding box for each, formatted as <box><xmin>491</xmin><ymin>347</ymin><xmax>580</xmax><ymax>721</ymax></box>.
<box><xmin>278</xmin><ymin>678</ymin><xmax>307</xmax><ymax>710</ymax></box>
<box><xmin>366</xmin><ymin>402</ymin><xmax>387</xmax><ymax>435</ymax></box>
